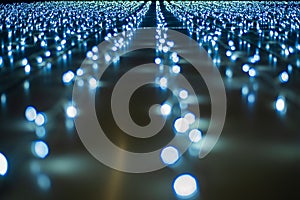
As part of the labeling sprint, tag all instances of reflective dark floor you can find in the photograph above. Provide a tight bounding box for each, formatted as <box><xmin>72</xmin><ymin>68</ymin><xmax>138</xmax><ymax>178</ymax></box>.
<box><xmin>0</xmin><ymin>1</ymin><xmax>300</xmax><ymax>200</ymax></box>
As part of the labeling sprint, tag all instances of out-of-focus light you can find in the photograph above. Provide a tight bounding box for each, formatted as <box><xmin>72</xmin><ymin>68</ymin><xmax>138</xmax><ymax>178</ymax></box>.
<box><xmin>24</xmin><ymin>81</ymin><xmax>30</xmax><ymax>90</ymax></box>
<box><xmin>66</xmin><ymin>105</ymin><xmax>77</xmax><ymax>118</ymax></box>
<box><xmin>241</xmin><ymin>85</ymin><xmax>249</xmax><ymax>96</ymax></box>
<box><xmin>22</xmin><ymin>58</ymin><xmax>28</xmax><ymax>66</ymax></box>
<box><xmin>225</xmin><ymin>68</ymin><xmax>233</xmax><ymax>78</ymax></box>
<box><xmin>88</xmin><ymin>77</ymin><xmax>98</xmax><ymax>89</ymax></box>
<box><xmin>160</xmin><ymin>103</ymin><xmax>171</xmax><ymax>116</ymax></box>
<box><xmin>279</xmin><ymin>71</ymin><xmax>289</xmax><ymax>83</ymax></box>
<box><xmin>0</xmin><ymin>153</ymin><xmax>8</xmax><ymax>176</ymax></box>
<box><xmin>155</xmin><ymin>57</ymin><xmax>162</xmax><ymax>65</ymax></box>
<box><xmin>1</xmin><ymin>94</ymin><xmax>6</xmax><ymax>105</ymax></box>
<box><xmin>189</xmin><ymin>129</ymin><xmax>202</xmax><ymax>143</ymax></box>
<box><xmin>0</xmin><ymin>56</ymin><xmax>3</xmax><ymax>66</ymax></box>
<box><xmin>159</xmin><ymin>77</ymin><xmax>168</xmax><ymax>89</ymax></box>
<box><xmin>36</xmin><ymin>126</ymin><xmax>46</xmax><ymax>138</ymax></box>
<box><xmin>32</xmin><ymin>141</ymin><xmax>49</xmax><ymax>159</ymax></box>
<box><xmin>173</xmin><ymin>174</ymin><xmax>198</xmax><ymax>198</ymax></box>
<box><xmin>24</xmin><ymin>64</ymin><xmax>31</xmax><ymax>73</ymax></box>
<box><xmin>76</xmin><ymin>68</ymin><xmax>83</xmax><ymax>76</ymax></box>
<box><xmin>62</xmin><ymin>70</ymin><xmax>75</xmax><ymax>84</ymax></box>
<box><xmin>275</xmin><ymin>96</ymin><xmax>286</xmax><ymax>112</ymax></box>
<box><xmin>45</xmin><ymin>51</ymin><xmax>51</xmax><ymax>57</ymax></box>
<box><xmin>247</xmin><ymin>93</ymin><xmax>255</xmax><ymax>104</ymax></box>
<box><xmin>36</xmin><ymin>56</ymin><xmax>43</xmax><ymax>64</ymax></box>
<box><xmin>242</xmin><ymin>64</ymin><xmax>250</xmax><ymax>72</ymax></box>
<box><xmin>174</xmin><ymin>117</ymin><xmax>189</xmax><ymax>133</ymax></box>
<box><xmin>248</xmin><ymin>68</ymin><xmax>256</xmax><ymax>77</ymax></box>
<box><xmin>25</xmin><ymin>106</ymin><xmax>37</xmax><ymax>121</ymax></box>
<box><xmin>179</xmin><ymin>89</ymin><xmax>188</xmax><ymax>99</ymax></box>
<box><xmin>37</xmin><ymin>174</ymin><xmax>51</xmax><ymax>190</ymax></box>
<box><xmin>184</xmin><ymin>112</ymin><xmax>195</xmax><ymax>124</ymax></box>
<box><xmin>35</xmin><ymin>113</ymin><xmax>46</xmax><ymax>126</ymax></box>
<box><xmin>160</xmin><ymin>146</ymin><xmax>179</xmax><ymax>165</ymax></box>
<box><xmin>172</xmin><ymin>65</ymin><xmax>181</xmax><ymax>74</ymax></box>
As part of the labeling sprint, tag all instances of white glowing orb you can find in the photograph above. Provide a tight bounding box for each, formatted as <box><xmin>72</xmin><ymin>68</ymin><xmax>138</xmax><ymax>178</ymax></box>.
<box><xmin>160</xmin><ymin>146</ymin><xmax>179</xmax><ymax>165</ymax></box>
<box><xmin>242</xmin><ymin>64</ymin><xmax>250</xmax><ymax>72</ymax></box>
<box><xmin>36</xmin><ymin>56</ymin><xmax>43</xmax><ymax>64</ymax></box>
<box><xmin>279</xmin><ymin>71</ymin><xmax>289</xmax><ymax>83</ymax></box>
<box><xmin>184</xmin><ymin>113</ymin><xmax>195</xmax><ymax>124</ymax></box>
<box><xmin>179</xmin><ymin>89</ymin><xmax>188</xmax><ymax>100</ymax></box>
<box><xmin>32</xmin><ymin>141</ymin><xmax>49</xmax><ymax>159</ymax></box>
<box><xmin>24</xmin><ymin>64</ymin><xmax>31</xmax><ymax>73</ymax></box>
<box><xmin>173</xmin><ymin>174</ymin><xmax>198</xmax><ymax>198</ymax></box>
<box><xmin>45</xmin><ymin>51</ymin><xmax>51</xmax><ymax>57</ymax></box>
<box><xmin>159</xmin><ymin>77</ymin><xmax>168</xmax><ymax>89</ymax></box>
<box><xmin>21</xmin><ymin>58</ymin><xmax>28</xmax><ymax>66</ymax></box>
<box><xmin>174</xmin><ymin>118</ymin><xmax>189</xmax><ymax>133</ymax></box>
<box><xmin>76</xmin><ymin>68</ymin><xmax>84</xmax><ymax>76</ymax></box>
<box><xmin>225</xmin><ymin>69</ymin><xmax>233</xmax><ymax>78</ymax></box>
<box><xmin>275</xmin><ymin>96</ymin><xmax>286</xmax><ymax>112</ymax></box>
<box><xmin>0</xmin><ymin>153</ymin><xmax>8</xmax><ymax>176</ymax></box>
<box><xmin>66</xmin><ymin>105</ymin><xmax>77</xmax><ymax>118</ymax></box>
<box><xmin>25</xmin><ymin>106</ymin><xmax>37</xmax><ymax>121</ymax></box>
<box><xmin>160</xmin><ymin>103</ymin><xmax>171</xmax><ymax>116</ymax></box>
<box><xmin>35</xmin><ymin>113</ymin><xmax>46</xmax><ymax>126</ymax></box>
<box><xmin>155</xmin><ymin>57</ymin><xmax>161</xmax><ymax>65</ymax></box>
<box><xmin>62</xmin><ymin>70</ymin><xmax>75</xmax><ymax>84</ymax></box>
<box><xmin>189</xmin><ymin>129</ymin><xmax>202</xmax><ymax>143</ymax></box>
<box><xmin>248</xmin><ymin>68</ymin><xmax>256</xmax><ymax>77</ymax></box>
<box><xmin>88</xmin><ymin>77</ymin><xmax>98</xmax><ymax>89</ymax></box>
<box><xmin>172</xmin><ymin>65</ymin><xmax>181</xmax><ymax>74</ymax></box>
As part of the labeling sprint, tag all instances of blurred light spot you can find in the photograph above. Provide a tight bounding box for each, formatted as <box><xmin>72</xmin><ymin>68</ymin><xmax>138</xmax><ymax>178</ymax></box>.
<box><xmin>0</xmin><ymin>153</ymin><xmax>8</xmax><ymax>176</ymax></box>
<box><xmin>66</xmin><ymin>105</ymin><xmax>77</xmax><ymax>118</ymax></box>
<box><xmin>160</xmin><ymin>103</ymin><xmax>171</xmax><ymax>116</ymax></box>
<box><xmin>174</xmin><ymin>117</ymin><xmax>189</xmax><ymax>133</ymax></box>
<box><xmin>37</xmin><ymin>174</ymin><xmax>51</xmax><ymax>190</ymax></box>
<box><xmin>32</xmin><ymin>141</ymin><xmax>49</xmax><ymax>159</ymax></box>
<box><xmin>179</xmin><ymin>89</ymin><xmax>188</xmax><ymax>99</ymax></box>
<box><xmin>25</xmin><ymin>106</ymin><xmax>37</xmax><ymax>121</ymax></box>
<box><xmin>248</xmin><ymin>68</ymin><xmax>256</xmax><ymax>77</ymax></box>
<box><xmin>36</xmin><ymin>126</ymin><xmax>46</xmax><ymax>138</ymax></box>
<box><xmin>35</xmin><ymin>113</ymin><xmax>46</xmax><ymax>126</ymax></box>
<box><xmin>88</xmin><ymin>77</ymin><xmax>97</xmax><ymax>89</ymax></box>
<box><xmin>173</xmin><ymin>174</ymin><xmax>198</xmax><ymax>198</ymax></box>
<box><xmin>155</xmin><ymin>57</ymin><xmax>161</xmax><ymax>65</ymax></box>
<box><xmin>247</xmin><ymin>93</ymin><xmax>255</xmax><ymax>104</ymax></box>
<box><xmin>160</xmin><ymin>146</ymin><xmax>179</xmax><ymax>165</ymax></box>
<box><xmin>242</xmin><ymin>64</ymin><xmax>250</xmax><ymax>72</ymax></box>
<box><xmin>189</xmin><ymin>129</ymin><xmax>202</xmax><ymax>143</ymax></box>
<box><xmin>62</xmin><ymin>70</ymin><xmax>75</xmax><ymax>84</ymax></box>
<box><xmin>24</xmin><ymin>64</ymin><xmax>31</xmax><ymax>73</ymax></box>
<box><xmin>184</xmin><ymin>112</ymin><xmax>195</xmax><ymax>124</ymax></box>
<box><xmin>172</xmin><ymin>65</ymin><xmax>181</xmax><ymax>74</ymax></box>
<box><xmin>275</xmin><ymin>96</ymin><xmax>286</xmax><ymax>112</ymax></box>
<box><xmin>279</xmin><ymin>71</ymin><xmax>289</xmax><ymax>83</ymax></box>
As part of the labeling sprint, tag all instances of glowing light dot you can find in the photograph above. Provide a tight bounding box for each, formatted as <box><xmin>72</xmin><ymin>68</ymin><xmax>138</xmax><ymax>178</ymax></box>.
<box><xmin>89</xmin><ymin>77</ymin><xmax>97</xmax><ymax>89</ymax></box>
<box><xmin>248</xmin><ymin>68</ymin><xmax>256</xmax><ymax>77</ymax></box>
<box><xmin>21</xmin><ymin>58</ymin><xmax>28</xmax><ymax>66</ymax></box>
<box><xmin>160</xmin><ymin>146</ymin><xmax>179</xmax><ymax>165</ymax></box>
<box><xmin>184</xmin><ymin>113</ymin><xmax>195</xmax><ymax>124</ymax></box>
<box><xmin>45</xmin><ymin>51</ymin><xmax>51</xmax><ymax>57</ymax></box>
<box><xmin>189</xmin><ymin>129</ymin><xmax>202</xmax><ymax>143</ymax></box>
<box><xmin>66</xmin><ymin>105</ymin><xmax>77</xmax><ymax>118</ymax></box>
<box><xmin>24</xmin><ymin>64</ymin><xmax>31</xmax><ymax>73</ymax></box>
<box><xmin>228</xmin><ymin>40</ymin><xmax>234</xmax><ymax>46</ymax></box>
<box><xmin>0</xmin><ymin>153</ymin><xmax>8</xmax><ymax>176</ymax></box>
<box><xmin>242</xmin><ymin>64</ymin><xmax>250</xmax><ymax>72</ymax></box>
<box><xmin>159</xmin><ymin>77</ymin><xmax>168</xmax><ymax>89</ymax></box>
<box><xmin>25</xmin><ymin>106</ymin><xmax>37</xmax><ymax>121</ymax></box>
<box><xmin>173</xmin><ymin>174</ymin><xmax>198</xmax><ymax>198</ymax></box>
<box><xmin>76</xmin><ymin>68</ymin><xmax>83</xmax><ymax>76</ymax></box>
<box><xmin>279</xmin><ymin>71</ymin><xmax>289</xmax><ymax>83</ymax></box>
<box><xmin>179</xmin><ymin>89</ymin><xmax>188</xmax><ymax>100</ymax></box>
<box><xmin>62</xmin><ymin>70</ymin><xmax>75</xmax><ymax>84</ymax></box>
<box><xmin>174</xmin><ymin>118</ymin><xmax>189</xmax><ymax>133</ymax></box>
<box><xmin>36</xmin><ymin>56</ymin><xmax>43</xmax><ymax>64</ymax></box>
<box><xmin>247</xmin><ymin>93</ymin><xmax>255</xmax><ymax>104</ymax></box>
<box><xmin>37</xmin><ymin>174</ymin><xmax>51</xmax><ymax>190</ymax></box>
<box><xmin>172</xmin><ymin>65</ymin><xmax>181</xmax><ymax>74</ymax></box>
<box><xmin>86</xmin><ymin>51</ymin><xmax>93</xmax><ymax>58</ymax></box>
<box><xmin>225</xmin><ymin>68</ymin><xmax>233</xmax><ymax>78</ymax></box>
<box><xmin>226</xmin><ymin>50</ymin><xmax>232</xmax><ymax>57</ymax></box>
<box><xmin>105</xmin><ymin>54</ymin><xmax>111</xmax><ymax>62</ymax></box>
<box><xmin>35</xmin><ymin>113</ymin><xmax>46</xmax><ymax>126</ymax></box>
<box><xmin>155</xmin><ymin>57</ymin><xmax>161</xmax><ymax>65</ymax></box>
<box><xmin>275</xmin><ymin>96</ymin><xmax>286</xmax><ymax>112</ymax></box>
<box><xmin>160</xmin><ymin>104</ymin><xmax>171</xmax><ymax>116</ymax></box>
<box><xmin>32</xmin><ymin>141</ymin><xmax>49</xmax><ymax>159</ymax></box>
<box><xmin>241</xmin><ymin>86</ymin><xmax>249</xmax><ymax>96</ymax></box>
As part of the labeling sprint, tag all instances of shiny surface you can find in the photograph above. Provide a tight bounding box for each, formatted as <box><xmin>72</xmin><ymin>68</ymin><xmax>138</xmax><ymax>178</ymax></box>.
<box><xmin>0</xmin><ymin>1</ymin><xmax>300</xmax><ymax>200</ymax></box>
